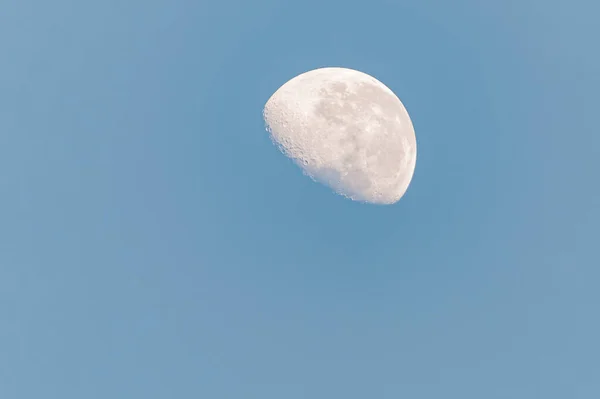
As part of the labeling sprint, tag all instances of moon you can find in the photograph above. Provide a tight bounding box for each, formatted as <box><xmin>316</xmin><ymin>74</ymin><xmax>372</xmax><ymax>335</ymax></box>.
<box><xmin>263</xmin><ymin>67</ymin><xmax>417</xmax><ymax>205</ymax></box>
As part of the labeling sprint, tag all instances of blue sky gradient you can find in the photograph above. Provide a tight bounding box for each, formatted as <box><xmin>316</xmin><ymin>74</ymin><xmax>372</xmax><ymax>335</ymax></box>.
<box><xmin>1</xmin><ymin>0</ymin><xmax>599</xmax><ymax>398</ymax></box>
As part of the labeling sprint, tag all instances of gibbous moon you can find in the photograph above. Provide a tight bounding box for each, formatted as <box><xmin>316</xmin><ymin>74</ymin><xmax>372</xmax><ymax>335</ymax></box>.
<box><xmin>263</xmin><ymin>67</ymin><xmax>417</xmax><ymax>205</ymax></box>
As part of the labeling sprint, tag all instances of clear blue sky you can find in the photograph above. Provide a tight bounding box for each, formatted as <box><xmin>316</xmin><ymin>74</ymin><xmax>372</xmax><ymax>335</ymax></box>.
<box><xmin>1</xmin><ymin>0</ymin><xmax>598</xmax><ymax>398</ymax></box>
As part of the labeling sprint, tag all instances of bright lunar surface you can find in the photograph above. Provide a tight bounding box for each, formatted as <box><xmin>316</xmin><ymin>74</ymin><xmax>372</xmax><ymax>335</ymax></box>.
<box><xmin>263</xmin><ymin>67</ymin><xmax>417</xmax><ymax>205</ymax></box>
